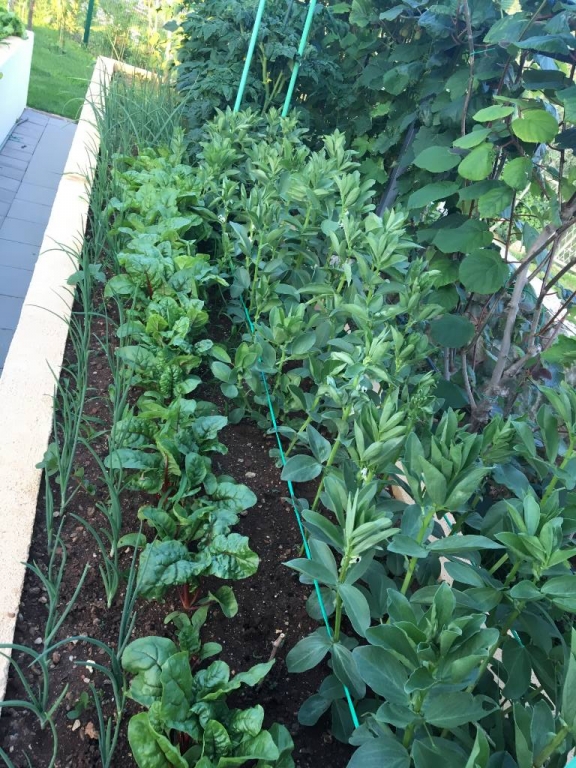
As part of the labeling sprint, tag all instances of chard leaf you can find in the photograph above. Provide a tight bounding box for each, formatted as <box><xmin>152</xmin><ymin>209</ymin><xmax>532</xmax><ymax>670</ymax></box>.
<box><xmin>137</xmin><ymin>541</ymin><xmax>201</xmax><ymax>600</ymax></box>
<box><xmin>128</xmin><ymin>713</ymin><xmax>188</xmax><ymax>768</ymax></box>
<box><xmin>161</xmin><ymin>651</ymin><xmax>195</xmax><ymax>732</ymax></box>
<box><xmin>206</xmin><ymin>533</ymin><xmax>259</xmax><ymax>579</ymax></box>
<box><xmin>211</xmin><ymin>481</ymin><xmax>257</xmax><ymax>511</ymax></box>
<box><xmin>203</xmin><ymin>720</ymin><xmax>231</xmax><ymax>760</ymax></box>
<box><xmin>122</xmin><ymin>637</ymin><xmax>178</xmax><ymax>706</ymax></box>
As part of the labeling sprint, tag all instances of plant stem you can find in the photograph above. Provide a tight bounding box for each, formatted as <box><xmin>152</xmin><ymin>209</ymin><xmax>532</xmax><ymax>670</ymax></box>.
<box><xmin>285</xmin><ymin>397</ymin><xmax>321</xmax><ymax>456</ymax></box>
<box><xmin>533</xmin><ymin>724</ymin><xmax>570</xmax><ymax>767</ymax></box>
<box><xmin>465</xmin><ymin>604</ymin><xmax>524</xmax><ymax>693</ymax></box>
<box><xmin>333</xmin><ymin>551</ymin><xmax>352</xmax><ymax>643</ymax></box>
<box><xmin>542</xmin><ymin>439</ymin><xmax>575</xmax><ymax>505</ymax></box>
<box><xmin>503</xmin><ymin>560</ymin><xmax>521</xmax><ymax>588</ymax></box>
<box><xmin>311</xmin><ymin>405</ymin><xmax>352</xmax><ymax>512</ymax></box>
<box><xmin>400</xmin><ymin>507</ymin><xmax>437</xmax><ymax>596</ymax></box>
<box><xmin>489</xmin><ymin>553</ymin><xmax>509</xmax><ymax>575</ymax></box>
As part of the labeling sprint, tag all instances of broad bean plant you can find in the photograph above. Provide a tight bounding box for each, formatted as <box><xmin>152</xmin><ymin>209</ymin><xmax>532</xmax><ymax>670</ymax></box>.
<box><xmin>105</xmin><ymin>110</ymin><xmax>576</xmax><ymax>767</ymax></box>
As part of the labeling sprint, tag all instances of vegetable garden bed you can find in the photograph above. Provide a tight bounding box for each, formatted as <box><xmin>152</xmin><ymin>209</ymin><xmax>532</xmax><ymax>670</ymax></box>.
<box><xmin>2</xmin><ymin>13</ymin><xmax>576</xmax><ymax>767</ymax></box>
<box><xmin>0</xmin><ymin>289</ymin><xmax>351</xmax><ymax>767</ymax></box>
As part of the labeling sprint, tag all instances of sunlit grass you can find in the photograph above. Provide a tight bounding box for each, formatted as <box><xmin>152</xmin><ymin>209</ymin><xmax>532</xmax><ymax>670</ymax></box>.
<box><xmin>27</xmin><ymin>25</ymin><xmax>96</xmax><ymax>119</ymax></box>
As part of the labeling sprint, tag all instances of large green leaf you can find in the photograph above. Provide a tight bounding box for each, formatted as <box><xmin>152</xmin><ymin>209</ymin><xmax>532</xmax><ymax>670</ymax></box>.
<box><xmin>473</xmin><ymin>105</ymin><xmax>515</xmax><ymax>122</ymax></box>
<box><xmin>353</xmin><ymin>646</ymin><xmax>409</xmax><ymax>704</ymax></box>
<box><xmin>220</xmin><ymin>731</ymin><xmax>280</xmax><ymax>764</ymax></box>
<box><xmin>206</xmin><ymin>533</ymin><xmax>259</xmax><ymax>579</ymax></box>
<box><xmin>413</xmin><ymin>146</ymin><xmax>461</xmax><ymax>172</ymax></box>
<box><xmin>137</xmin><ymin>541</ymin><xmax>200</xmax><ymax>600</ymax></box>
<box><xmin>122</xmin><ymin>637</ymin><xmax>178</xmax><ymax>706</ymax></box>
<box><xmin>408</xmin><ymin>182</ymin><xmax>460</xmax><ymax>209</ymax></box>
<box><xmin>511</xmin><ymin>110</ymin><xmax>559</xmax><ymax>143</ymax></box>
<box><xmin>281</xmin><ymin>454</ymin><xmax>322</xmax><ymax>483</ymax></box>
<box><xmin>458</xmin><ymin>144</ymin><xmax>495</xmax><ymax>181</ymax></box>
<box><xmin>211</xmin><ymin>481</ymin><xmax>257</xmax><ymax>511</ymax></box>
<box><xmin>284</xmin><ymin>556</ymin><xmax>338</xmax><ymax>586</ymax></box>
<box><xmin>161</xmin><ymin>651</ymin><xmax>195</xmax><ymax>732</ymax></box>
<box><xmin>203</xmin><ymin>720</ymin><xmax>231</xmax><ymax>760</ymax></box>
<box><xmin>307</xmin><ymin>425</ymin><xmax>331</xmax><ymax>464</ymax></box>
<box><xmin>459</xmin><ymin>250</ymin><xmax>509</xmax><ymax>294</ymax></box>
<box><xmin>502</xmin><ymin>157</ymin><xmax>533</xmax><ymax>190</ymax></box>
<box><xmin>339</xmin><ymin>584</ymin><xmax>372</xmax><ymax>636</ymax></box>
<box><xmin>463</xmin><ymin>728</ymin><xmax>490</xmax><ymax>768</ymax></box>
<box><xmin>502</xmin><ymin>641</ymin><xmax>531</xmax><ymax>700</ymax></box>
<box><xmin>430</xmin><ymin>315</ymin><xmax>475</xmax><ymax>348</ymax></box>
<box><xmin>286</xmin><ymin>630</ymin><xmax>331</xmax><ymax>672</ymax></box>
<box><xmin>331</xmin><ymin>643</ymin><xmax>366</xmax><ymax>698</ymax></box>
<box><xmin>477</xmin><ymin>185</ymin><xmax>514</xmax><ymax>218</ymax></box>
<box><xmin>347</xmin><ymin>737</ymin><xmax>410</xmax><ymax>768</ymax></box>
<box><xmin>128</xmin><ymin>713</ymin><xmax>188</xmax><ymax>768</ymax></box>
<box><xmin>422</xmin><ymin>692</ymin><xmax>497</xmax><ymax>728</ymax></box>
<box><xmin>541</xmin><ymin>335</ymin><xmax>576</xmax><ymax>365</ymax></box>
<box><xmin>453</xmin><ymin>128</ymin><xmax>491</xmax><ymax>149</ymax></box>
<box><xmin>433</xmin><ymin>219</ymin><xmax>493</xmax><ymax>253</ymax></box>
<box><xmin>428</xmin><ymin>535</ymin><xmax>503</xmax><ymax>554</ymax></box>
<box><xmin>298</xmin><ymin>694</ymin><xmax>332</xmax><ymax>726</ymax></box>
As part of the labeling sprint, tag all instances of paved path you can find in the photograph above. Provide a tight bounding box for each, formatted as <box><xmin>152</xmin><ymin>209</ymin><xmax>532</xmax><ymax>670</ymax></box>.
<box><xmin>0</xmin><ymin>108</ymin><xmax>76</xmax><ymax>374</ymax></box>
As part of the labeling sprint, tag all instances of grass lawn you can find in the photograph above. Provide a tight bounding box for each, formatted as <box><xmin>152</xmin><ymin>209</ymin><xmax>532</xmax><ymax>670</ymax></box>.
<box><xmin>27</xmin><ymin>26</ymin><xmax>97</xmax><ymax>120</ymax></box>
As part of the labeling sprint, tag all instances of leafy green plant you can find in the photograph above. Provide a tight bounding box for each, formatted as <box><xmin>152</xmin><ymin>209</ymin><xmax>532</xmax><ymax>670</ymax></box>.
<box><xmin>0</xmin><ymin>5</ymin><xmax>25</xmax><ymax>41</ymax></box>
<box><xmin>122</xmin><ymin>624</ymin><xmax>294</xmax><ymax>768</ymax></box>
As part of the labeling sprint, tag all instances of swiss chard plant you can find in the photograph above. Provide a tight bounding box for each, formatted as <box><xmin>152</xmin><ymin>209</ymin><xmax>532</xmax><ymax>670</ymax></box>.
<box><xmin>122</xmin><ymin>613</ymin><xmax>294</xmax><ymax>768</ymax></box>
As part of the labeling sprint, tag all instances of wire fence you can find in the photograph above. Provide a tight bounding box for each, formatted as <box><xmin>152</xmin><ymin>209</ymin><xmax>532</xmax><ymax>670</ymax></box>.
<box><xmin>7</xmin><ymin>0</ymin><xmax>173</xmax><ymax>70</ymax></box>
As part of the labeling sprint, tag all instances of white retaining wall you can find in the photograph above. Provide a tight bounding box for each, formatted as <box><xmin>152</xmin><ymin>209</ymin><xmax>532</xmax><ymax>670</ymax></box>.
<box><xmin>0</xmin><ymin>33</ymin><xmax>34</xmax><ymax>147</ymax></box>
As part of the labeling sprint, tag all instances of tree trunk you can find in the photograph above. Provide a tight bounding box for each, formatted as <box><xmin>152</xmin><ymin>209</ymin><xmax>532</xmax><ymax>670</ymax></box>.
<box><xmin>27</xmin><ymin>0</ymin><xmax>35</xmax><ymax>30</ymax></box>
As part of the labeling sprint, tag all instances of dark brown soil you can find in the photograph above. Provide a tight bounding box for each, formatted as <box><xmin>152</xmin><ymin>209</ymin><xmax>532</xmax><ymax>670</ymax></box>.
<box><xmin>0</xmin><ymin>297</ymin><xmax>352</xmax><ymax>767</ymax></box>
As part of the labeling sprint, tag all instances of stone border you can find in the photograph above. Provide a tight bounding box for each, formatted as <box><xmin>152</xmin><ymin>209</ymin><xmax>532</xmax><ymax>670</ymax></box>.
<box><xmin>0</xmin><ymin>56</ymin><xmax>148</xmax><ymax>699</ymax></box>
<box><xmin>0</xmin><ymin>33</ymin><xmax>34</xmax><ymax>148</ymax></box>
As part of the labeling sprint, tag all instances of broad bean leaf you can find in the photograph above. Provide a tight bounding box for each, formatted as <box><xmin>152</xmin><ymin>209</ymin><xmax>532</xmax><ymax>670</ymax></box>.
<box><xmin>422</xmin><ymin>692</ymin><xmax>498</xmax><ymax>728</ymax></box>
<box><xmin>281</xmin><ymin>454</ymin><xmax>322</xmax><ymax>482</ymax></box>
<box><xmin>287</xmin><ymin>629</ymin><xmax>331</xmax><ymax>673</ymax></box>
<box><xmin>348</xmin><ymin>736</ymin><xmax>410</xmax><ymax>768</ymax></box>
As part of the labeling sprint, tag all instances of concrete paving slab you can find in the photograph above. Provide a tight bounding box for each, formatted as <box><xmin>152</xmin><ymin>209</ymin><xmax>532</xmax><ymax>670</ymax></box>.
<box><xmin>0</xmin><ymin>239</ymin><xmax>37</xmax><ymax>270</ymax></box>
<box><xmin>6</xmin><ymin>135</ymin><xmax>39</xmax><ymax>153</ymax></box>
<box><xmin>7</xmin><ymin>199</ymin><xmax>52</xmax><ymax>225</ymax></box>
<box><xmin>0</xmin><ymin>188</ymin><xmax>15</xmax><ymax>205</ymax></box>
<box><xmin>1</xmin><ymin>145</ymin><xmax>35</xmax><ymax>161</ymax></box>
<box><xmin>0</xmin><ymin>202</ymin><xmax>9</xmax><ymax>218</ymax></box>
<box><xmin>0</xmin><ymin>295</ymin><xmax>24</xmax><ymax>330</ymax></box>
<box><xmin>0</xmin><ymin>154</ymin><xmax>28</xmax><ymax>171</ymax></box>
<box><xmin>11</xmin><ymin>122</ymin><xmax>44</xmax><ymax>138</ymax></box>
<box><xmin>21</xmin><ymin>168</ymin><xmax>62</xmax><ymax>190</ymax></box>
<box><xmin>0</xmin><ymin>265</ymin><xmax>32</xmax><ymax>298</ymax></box>
<box><xmin>0</xmin><ymin>164</ymin><xmax>25</xmax><ymax>182</ymax></box>
<box><xmin>0</xmin><ymin>217</ymin><xmax>46</xmax><ymax>246</ymax></box>
<box><xmin>14</xmin><ymin>181</ymin><xmax>53</xmax><ymax>205</ymax></box>
<box><xmin>21</xmin><ymin>108</ymin><xmax>49</xmax><ymax>126</ymax></box>
<box><xmin>0</xmin><ymin>177</ymin><xmax>19</xmax><ymax>192</ymax></box>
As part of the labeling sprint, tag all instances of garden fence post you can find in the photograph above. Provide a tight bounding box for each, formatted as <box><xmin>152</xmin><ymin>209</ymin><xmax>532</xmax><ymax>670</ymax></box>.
<box><xmin>83</xmin><ymin>0</ymin><xmax>96</xmax><ymax>46</ymax></box>
<box><xmin>233</xmin><ymin>0</ymin><xmax>267</xmax><ymax>113</ymax></box>
<box><xmin>281</xmin><ymin>0</ymin><xmax>318</xmax><ymax>116</ymax></box>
